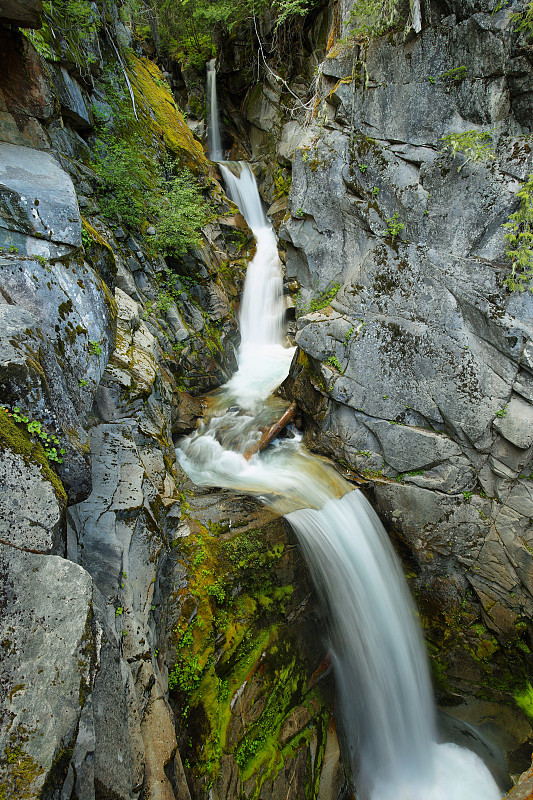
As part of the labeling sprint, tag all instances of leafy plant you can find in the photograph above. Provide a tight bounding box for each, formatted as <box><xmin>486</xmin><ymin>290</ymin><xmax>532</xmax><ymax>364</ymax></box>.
<box><xmin>439</xmin><ymin>130</ymin><xmax>495</xmax><ymax>172</ymax></box>
<box><xmin>81</xmin><ymin>228</ymin><xmax>92</xmax><ymax>249</ymax></box>
<box><xmin>371</xmin><ymin>186</ymin><xmax>380</xmax><ymax>196</ymax></box>
<box><xmin>92</xmin><ymin>136</ymin><xmax>154</xmax><ymax>227</ymax></box>
<box><xmin>496</xmin><ymin>405</ymin><xmax>508</xmax><ymax>418</ymax></box>
<box><xmin>439</xmin><ymin>66</ymin><xmax>467</xmax><ymax>81</ymax></box>
<box><xmin>511</xmin><ymin>1</ymin><xmax>533</xmax><ymax>35</ymax></box>
<box><xmin>89</xmin><ymin>340</ymin><xmax>103</xmax><ymax>355</ymax></box>
<box><xmin>153</xmin><ymin>171</ymin><xmax>212</xmax><ymax>257</ymax></box>
<box><xmin>1</xmin><ymin>405</ymin><xmax>65</xmax><ymax>463</ymax></box>
<box><xmin>92</xmin><ymin>132</ymin><xmax>210</xmax><ymax>254</ymax></box>
<box><xmin>78</xmin><ymin>379</ymin><xmax>88</xmax><ymax>387</ymax></box>
<box><xmin>503</xmin><ymin>174</ymin><xmax>533</xmax><ymax>292</ymax></box>
<box><xmin>346</xmin><ymin>0</ymin><xmax>403</xmax><ymax>42</ymax></box>
<box><xmin>326</xmin><ymin>355</ymin><xmax>343</xmax><ymax>372</ymax></box>
<box><xmin>384</xmin><ymin>211</ymin><xmax>405</xmax><ymax>239</ymax></box>
<box><xmin>273</xmin><ymin>168</ymin><xmax>292</xmax><ymax>199</ymax></box>
<box><xmin>295</xmin><ymin>282</ymin><xmax>341</xmax><ymax>316</ymax></box>
<box><xmin>359</xmin><ymin>163</ymin><xmax>368</xmax><ymax>173</ymax></box>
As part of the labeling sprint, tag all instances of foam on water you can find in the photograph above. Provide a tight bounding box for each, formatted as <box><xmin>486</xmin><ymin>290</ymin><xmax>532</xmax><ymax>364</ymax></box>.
<box><xmin>182</xmin><ymin>62</ymin><xmax>505</xmax><ymax>800</ymax></box>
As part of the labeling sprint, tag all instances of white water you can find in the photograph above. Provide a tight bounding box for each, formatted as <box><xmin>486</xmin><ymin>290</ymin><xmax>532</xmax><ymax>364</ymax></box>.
<box><xmin>207</xmin><ymin>59</ymin><xmax>223</xmax><ymax>161</ymax></box>
<box><xmin>218</xmin><ymin>161</ymin><xmax>294</xmax><ymax>411</ymax></box>
<box><xmin>177</xmin><ymin>63</ymin><xmax>503</xmax><ymax>800</ymax></box>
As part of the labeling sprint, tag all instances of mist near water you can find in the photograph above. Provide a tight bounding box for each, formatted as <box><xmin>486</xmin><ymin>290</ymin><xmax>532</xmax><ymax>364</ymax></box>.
<box><xmin>177</xmin><ymin>64</ymin><xmax>504</xmax><ymax>800</ymax></box>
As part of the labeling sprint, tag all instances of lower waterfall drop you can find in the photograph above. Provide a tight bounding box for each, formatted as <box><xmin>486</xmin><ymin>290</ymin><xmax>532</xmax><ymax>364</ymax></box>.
<box><xmin>178</xmin><ymin>64</ymin><xmax>503</xmax><ymax>799</ymax></box>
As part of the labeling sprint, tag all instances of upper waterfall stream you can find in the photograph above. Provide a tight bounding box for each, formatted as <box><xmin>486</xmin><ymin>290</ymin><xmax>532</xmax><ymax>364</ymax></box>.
<box><xmin>176</xmin><ymin>63</ymin><xmax>503</xmax><ymax>800</ymax></box>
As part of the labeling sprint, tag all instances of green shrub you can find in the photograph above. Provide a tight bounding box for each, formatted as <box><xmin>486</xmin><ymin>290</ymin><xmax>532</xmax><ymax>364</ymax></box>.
<box><xmin>439</xmin><ymin>130</ymin><xmax>495</xmax><ymax>172</ymax></box>
<box><xmin>142</xmin><ymin>0</ymin><xmax>314</xmax><ymax>68</ymax></box>
<box><xmin>153</xmin><ymin>171</ymin><xmax>212</xmax><ymax>257</ymax></box>
<box><xmin>92</xmin><ymin>130</ymin><xmax>211</xmax><ymax>255</ymax></box>
<box><xmin>347</xmin><ymin>0</ymin><xmax>404</xmax><ymax>42</ymax></box>
<box><xmin>92</xmin><ymin>136</ymin><xmax>154</xmax><ymax>227</ymax></box>
<box><xmin>384</xmin><ymin>211</ymin><xmax>404</xmax><ymax>239</ymax></box>
<box><xmin>503</xmin><ymin>174</ymin><xmax>533</xmax><ymax>293</ymax></box>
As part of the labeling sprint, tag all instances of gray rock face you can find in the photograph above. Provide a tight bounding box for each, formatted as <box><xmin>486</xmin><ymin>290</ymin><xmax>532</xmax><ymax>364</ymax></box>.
<box><xmin>0</xmin><ymin>143</ymin><xmax>81</xmax><ymax>254</ymax></box>
<box><xmin>48</xmin><ymin>65</ymin><xmax>92</xmax><ymax>129</ymax></box>
<box><xmin>0</xmin><ymin>446</ymin><xmax>65</xmax><ymax>554</ymax></box>
<box><xmin>0</xmin><ymin>544</ymin><xmax>94</xmax><ymax>798</ymax></box>
<box><xmin>0</xmin><ymin>255</ymin><xmax>116</xmax><ymax>502</ymax></box>
<box><xmin>278</xmin><ymin>0</ymin><xmax>533</xmax><ymax>661</ymax></box>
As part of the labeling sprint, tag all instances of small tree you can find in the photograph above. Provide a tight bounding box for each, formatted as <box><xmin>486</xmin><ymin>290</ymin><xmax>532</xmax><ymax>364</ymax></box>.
<box><xmin>503</xmin><ymin>174</ymin><xmax>533</xmax><ymax>293</ymax></box>
<box><xmin>439</xmin><ymin>130</ymin><xmax>495</xmax><ymax>172</ymax></box>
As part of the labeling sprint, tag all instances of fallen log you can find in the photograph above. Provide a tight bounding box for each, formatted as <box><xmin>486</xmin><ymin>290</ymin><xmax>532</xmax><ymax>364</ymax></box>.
<box><xmin>243</xmin><ymin>402</ymin><xmax>297</xmax><ymax>460</ymax></box>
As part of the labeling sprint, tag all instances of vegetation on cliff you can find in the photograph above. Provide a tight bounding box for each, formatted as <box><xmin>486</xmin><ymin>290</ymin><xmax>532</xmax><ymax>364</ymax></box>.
<box><xmin>130</xmin><ymin>0</ymin><xmax>317</xmax><ymax>66</ymax></box>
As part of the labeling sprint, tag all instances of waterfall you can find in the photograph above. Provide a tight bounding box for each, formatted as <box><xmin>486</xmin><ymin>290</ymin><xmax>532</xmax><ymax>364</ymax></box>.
<box><xmin>219</xmin><ymin>161</ymin><xmax>294</xmax><ymax>410</ymax></box>
<box><xmin>207</xmin><ymin>58</ymin><xmax>222</xmax><ymax>161</ymax></box>
<box><xmin>176</xmin><ymin>62</ymin><xmax>503</xmax><ymax>800</ymax></box>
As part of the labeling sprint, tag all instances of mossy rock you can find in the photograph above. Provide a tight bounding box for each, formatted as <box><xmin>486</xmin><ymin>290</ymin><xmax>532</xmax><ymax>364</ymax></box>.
<box><xmin>81</xmin><ymin>217</ymin><xmax>117</xmax><ymax>290</ymax></box>
<box><xmin>126</xmin><ymin>53</ymin><xmax>207</xmax><ymax>171</ymax></box>
<box><xmin>0</xmin><ymin>407</ymin><xmax>66</xmax><ymax>507</ymax></box>
<box><xmin>166</xmin><ymin>492</ymin><xmax>334</xmax><ymax>800</ymax></box>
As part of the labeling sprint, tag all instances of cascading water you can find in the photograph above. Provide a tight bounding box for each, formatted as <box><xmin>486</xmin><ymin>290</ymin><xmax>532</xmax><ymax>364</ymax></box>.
<box><xmin>207</xmin><ymin>59</ymin><xmax>223</xmax><ymax>161</ymax></box>
<box><xmin>177</xmin><ymin>63</ymin><xmax>503</xmax><ymax>800</ymax></box>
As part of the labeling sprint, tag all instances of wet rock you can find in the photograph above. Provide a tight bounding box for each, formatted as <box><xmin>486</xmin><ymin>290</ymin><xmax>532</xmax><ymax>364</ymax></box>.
<box><xmin>317</xmin><ymin>719</ymin><xmax>346</xmax><ymax>800</ymax></box>
<box><xmin>172</xmin><ymin>392</ymin><xmax>205</xmax><ymax>435</ymax></box>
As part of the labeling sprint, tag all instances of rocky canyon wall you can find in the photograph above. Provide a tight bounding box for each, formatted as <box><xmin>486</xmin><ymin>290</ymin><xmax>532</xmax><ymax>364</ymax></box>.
<box><xmin>0</xmin><ymin>4</ymin><xmax>338</xmax><ymax>799</ymax></box>
<box><xmin>225</xmin><ymin>0</ymin><xmax>533</xmax><ymax>706</ymax></box>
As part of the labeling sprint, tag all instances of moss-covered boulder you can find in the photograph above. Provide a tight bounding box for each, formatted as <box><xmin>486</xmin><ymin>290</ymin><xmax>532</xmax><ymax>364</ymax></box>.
<box><xmin>164</xmin><ymin>481</ymin><xmax>344</xmax><ymax>800</ymax></box>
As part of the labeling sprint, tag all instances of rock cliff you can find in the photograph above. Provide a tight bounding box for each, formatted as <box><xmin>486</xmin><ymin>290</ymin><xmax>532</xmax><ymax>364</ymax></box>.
<box><xmin>223</xmin><ymin>0</ymin><xmax>533</xmax><ymax>709</ymax></box>
<box><xmin>4</xmin><ymin>0</ymin><xmax>533</xmax><ymax>796</ymax></box>
<box><xmin>0</xmin><ymin>3</ymin><xmax>337</xmax><ymax>798</ymax></box>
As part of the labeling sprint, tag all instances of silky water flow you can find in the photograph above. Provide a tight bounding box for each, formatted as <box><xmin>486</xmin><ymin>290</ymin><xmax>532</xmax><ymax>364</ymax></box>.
<box><xmin>177</xmin><ymin>63</ymin><xmax>504</xmax><ymax>800</ymax></box>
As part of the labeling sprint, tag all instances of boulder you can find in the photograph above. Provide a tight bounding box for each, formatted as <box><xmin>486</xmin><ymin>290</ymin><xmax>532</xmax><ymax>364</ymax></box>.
<box><xmin>0</xmin><ymin>143</ymin><xmax>81</xmax><ymax>254</ymax></box>
<box><xmin>0</xmin><ymin>544</ymin><xmax>94</xmax><ymax>798</ymax></box>
<box><xmin>0</xmin><ymin>424</ymin><xmax>66</xmax><ymax>554</ymax></box>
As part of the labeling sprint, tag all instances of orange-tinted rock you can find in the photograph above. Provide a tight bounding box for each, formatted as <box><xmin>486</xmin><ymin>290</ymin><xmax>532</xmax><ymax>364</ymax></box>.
<box><xmin>505</xmin><ymin>760</ymin><xmax>533</xmax><ymax>800</ymax></box>
<box><xmin>0</xmin><ymin>28</ymin><xmax>55</xmax><ymax>129</ymax></box>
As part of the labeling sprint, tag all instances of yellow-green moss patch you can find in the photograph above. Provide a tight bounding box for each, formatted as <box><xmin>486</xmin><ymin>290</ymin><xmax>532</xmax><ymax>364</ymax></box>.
<box><xmin>126</xmin><ymin>53</ymin><xmax>206</xmax><ymax>170</ymax></box>
<box><xmin>0</xmin><ymin>408</ymin><xmax>67</xmax><ymax>506</ymax></box>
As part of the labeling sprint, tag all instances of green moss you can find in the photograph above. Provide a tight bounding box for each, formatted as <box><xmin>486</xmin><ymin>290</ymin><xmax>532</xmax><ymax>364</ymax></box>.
<box><xmin>168</xmin><ymin>518</ymin><xmax>328</xmax><ymax>795</ymax></box>
<box><xmin>126</xmin><ymin>53</ymin><xmax>206</xmax><ymax>170</ymax></box>
<box><xmin>0</xmin><ymin>726</ymin><xmax>44</xmax><ymax>800</ymax></box>
<box><xmin>419</xmin><ymin>593</ymin><xmax>533</xmax><ymax>706</ymax></box>
<box><xmin>0</xmin><ymin>408</ymin><xmax>66</xmax><ymax>506</ymax></box>
<box><xmin>515</xmin><ymin>683</ymin><xmax>533</xmax><ymax>719</ymax></box>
